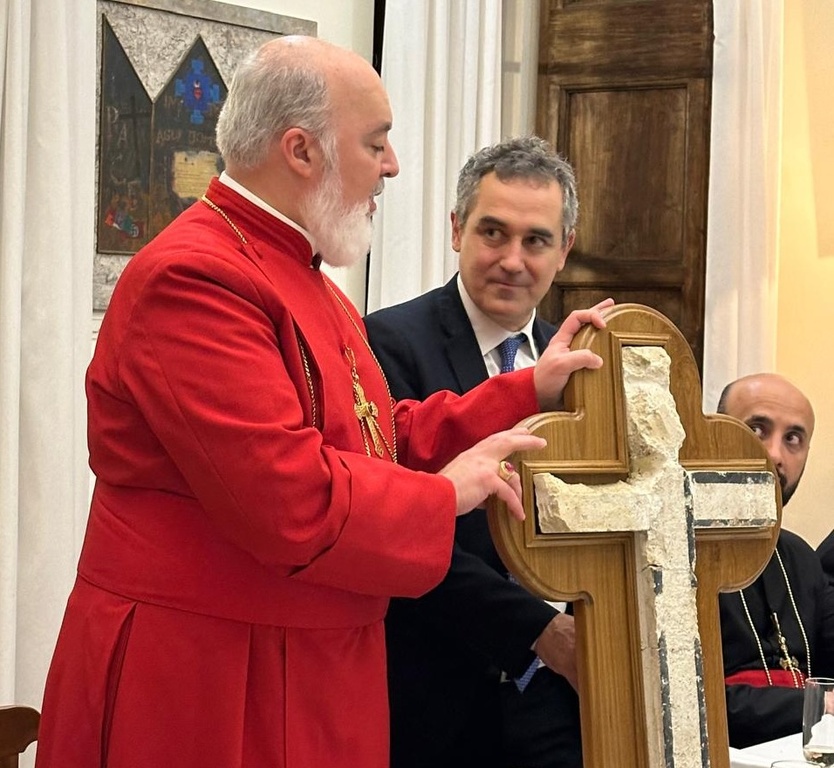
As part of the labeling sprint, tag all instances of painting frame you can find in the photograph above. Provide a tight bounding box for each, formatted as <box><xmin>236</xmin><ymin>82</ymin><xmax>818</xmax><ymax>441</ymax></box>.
<box><xmin>94</xmin><ymin>0</ymin><xmax>316</xmax><ymax>311</ymax></box>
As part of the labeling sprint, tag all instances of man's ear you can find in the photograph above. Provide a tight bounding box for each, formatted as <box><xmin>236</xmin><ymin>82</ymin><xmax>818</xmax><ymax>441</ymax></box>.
<box><xmin>280</xmin><ymin>128</ymin><xmax>323</xmax><ymax>179</ymax></box>
<box><xmin>450</xmin><ymin>211</ymin><xmax>463</xmax><ymax>252</ymax></box>
<box><xmin>557</xmin><ymin>228</ymin><xmax>576</xmax><ymax>270</ymax></box>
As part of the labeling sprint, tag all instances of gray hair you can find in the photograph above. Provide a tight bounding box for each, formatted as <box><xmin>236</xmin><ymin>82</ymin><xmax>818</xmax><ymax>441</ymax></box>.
<box><xmin>216</xmin><ymin>39</ymin><xmax>336</xmax><ymax>169</ymax></box>
<box><xmin>454</xmin><ymin>136</ymin><xmax>578</xmax><ymax>245</ymax></box>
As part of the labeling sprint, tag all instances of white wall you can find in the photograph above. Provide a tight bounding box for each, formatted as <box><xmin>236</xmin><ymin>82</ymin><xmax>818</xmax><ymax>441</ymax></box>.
<box><xmin>224</xmin><ymin>0</ymin><xmax>374</xmax><ymax>56</ymax></box>
<box><xmin>777</xmin><ymin>0</ymin><xmax>834</xmax><ymax>547</ymax></box>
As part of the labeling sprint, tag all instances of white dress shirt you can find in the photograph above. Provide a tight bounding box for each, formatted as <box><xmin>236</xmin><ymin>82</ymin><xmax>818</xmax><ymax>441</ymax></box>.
<box><xmin>456</xmin><ymin>274</ymin><xmax>566</xmax><ymax>616</ymax></box>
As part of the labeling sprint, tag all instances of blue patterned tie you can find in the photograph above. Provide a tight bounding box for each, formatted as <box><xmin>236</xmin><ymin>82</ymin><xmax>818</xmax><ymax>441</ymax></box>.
<box><xmin>514</xmin><ymin>657</ymin><xmax>539</xmax><ymax>693</ymax></box>
<box><xmin>497</xmin><ymin>334</ymin><xmax>526</xmax><ymax>374</ymax></box>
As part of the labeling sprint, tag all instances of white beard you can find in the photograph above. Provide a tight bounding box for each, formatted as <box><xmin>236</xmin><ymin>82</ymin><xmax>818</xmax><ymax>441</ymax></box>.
<box><xmin>302</xmin><ymin>169</ymin><xmax>380</xmax><ymax>268</ymax></box>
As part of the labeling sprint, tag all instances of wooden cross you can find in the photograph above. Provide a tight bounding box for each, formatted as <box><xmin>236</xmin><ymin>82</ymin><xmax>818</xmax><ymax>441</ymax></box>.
<box><xmin>488</xmin><ymin>304</ymin><xmax>780</xmax><ymax>768</ymax></box>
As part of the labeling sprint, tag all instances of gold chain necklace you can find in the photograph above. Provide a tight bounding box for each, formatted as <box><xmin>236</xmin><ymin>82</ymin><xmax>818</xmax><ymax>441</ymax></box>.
<box><xmin>200</xmin><ymin>193</ymin><xmax>397</xmax><ymax>463</ymax></box>
<box><xmin>322</xmin><ymin>279</ymin><xmax>398</xmax><ymax>463</ymax></box>
<box><xmin>201</xmin><ymin>195</ymin><xmax>248</xmax><ymax>243</ymax></box>
<box><xmin>739</xmin><ymin>548</ymin><xmax>811</xmax><ymax>687</ymax></box>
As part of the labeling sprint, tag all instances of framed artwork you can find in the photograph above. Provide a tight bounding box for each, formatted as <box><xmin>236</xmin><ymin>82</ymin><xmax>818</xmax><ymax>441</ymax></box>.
<box><xmin>95</xmin><ymin>0</ymin><xmax>316</xmax><ymax>311</ymax></box>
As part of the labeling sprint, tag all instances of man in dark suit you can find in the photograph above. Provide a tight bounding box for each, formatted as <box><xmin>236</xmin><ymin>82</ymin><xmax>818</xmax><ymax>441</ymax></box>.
<box><xmin>365</xmin><ymin>137</ymin><xmax>583</xmax><ymax>768</ymax></box>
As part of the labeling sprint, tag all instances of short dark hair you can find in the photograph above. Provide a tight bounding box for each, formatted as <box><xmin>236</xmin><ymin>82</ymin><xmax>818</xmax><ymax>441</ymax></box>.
<box><xmin>716</xmin><ymin>381</ymin><xmax>735</xmax><ymax>414</ymax></box>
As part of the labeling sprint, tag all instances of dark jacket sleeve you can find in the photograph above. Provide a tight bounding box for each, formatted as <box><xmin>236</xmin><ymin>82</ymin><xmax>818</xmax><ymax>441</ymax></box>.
<box><xmin>813</xmin><ymin>541</ymin><xmax>834</xmax><ymax>679</ymax></box>
<box><xmin>725</xmin><ymin>685</ymin><xmax>804</xmax><ymax>749</ymax></box>
<box><xmin>420</xmin><ymin>528</ymin><xmax>556</xmax><ymax>676</ymax></box>
<box><xmin>817</xmin><ymin>530</ymin><xmax>834</xmax><ymax>589</ymax></box>
<box><xmin>365</xmin><ymin>297</ymin><xmax>558</xmax><ymax>674</ymax></box>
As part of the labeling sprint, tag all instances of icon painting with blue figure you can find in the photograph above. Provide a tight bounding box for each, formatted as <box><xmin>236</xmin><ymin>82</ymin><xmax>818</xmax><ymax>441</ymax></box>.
<box><xmin>175</xmin><ymin>58</ymin><xmax>222</xmax><ymax>125</ymax></box>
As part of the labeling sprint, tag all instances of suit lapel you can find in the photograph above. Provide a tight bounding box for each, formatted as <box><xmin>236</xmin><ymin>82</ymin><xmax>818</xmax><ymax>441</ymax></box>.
<box><xmin>434</xmin><ymin>278</ymin><xmax>558</xmax><ymax>392</ymax></box>
<box><xmin>436</xmin><ymin>279</ymin><xmax>489</xmax><ymax>395</ymax></box>
<box><xmin>531</xmin><ymin>317</ymin><xmax>557</xmax><ymax>356</ymax></box>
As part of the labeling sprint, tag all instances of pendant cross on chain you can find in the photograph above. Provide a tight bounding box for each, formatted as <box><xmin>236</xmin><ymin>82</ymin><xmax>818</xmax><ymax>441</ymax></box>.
<box><xmin>772</xmin><ymin>614</ymin><xmax>802</xmax><ymax>673</ymax></box>
<box><xmin>344</xmin><ymin>345</ymin><xmax>386</xmax><ymax>458</ymax></box>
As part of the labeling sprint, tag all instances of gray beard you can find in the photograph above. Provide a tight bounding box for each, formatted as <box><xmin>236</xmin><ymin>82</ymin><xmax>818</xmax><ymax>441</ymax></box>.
<box><xmin>302</xmin><ymin>173</ymin><xmax>374</xmax><ymax>268</ymax></box>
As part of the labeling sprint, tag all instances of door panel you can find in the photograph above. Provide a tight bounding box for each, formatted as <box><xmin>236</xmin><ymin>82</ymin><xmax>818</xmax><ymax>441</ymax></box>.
<box><xmin>538</xmin><ymin>0</ymin><xmax>712</xmax><ymax>370</ymax></box>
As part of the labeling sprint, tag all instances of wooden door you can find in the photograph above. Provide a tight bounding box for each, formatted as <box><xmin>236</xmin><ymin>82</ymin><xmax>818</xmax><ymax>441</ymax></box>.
<box><xmin>537</xmin><ymin>0</ymin><xmax>713</xmax><ymax>370</ymax></box>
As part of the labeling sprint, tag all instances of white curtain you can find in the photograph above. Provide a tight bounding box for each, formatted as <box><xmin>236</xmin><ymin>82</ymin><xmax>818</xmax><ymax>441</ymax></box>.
<box><xmin>367</xmin><ymin>0</ymin><xmax>503</xmax><ymax>313</ymax></box>
<box><xmin>702</xmin><ymin>0</ymin><xmax>784</xmax><ymax>410</ymax></box>
<box><xmin>0</xmin><ymin>0</ymin><xmax>95</xmax><ymax>744</ymax></box>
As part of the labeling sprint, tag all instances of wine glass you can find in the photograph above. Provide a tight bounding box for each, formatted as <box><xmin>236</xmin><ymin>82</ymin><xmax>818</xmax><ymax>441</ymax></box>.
<box><xmin>770</xmin><ymin>761</ymin><xmax>816</xmax><ymax>767</ymax></box>
<box><xmin>803</xmin><ymin>677</ymin><xmax>834</xmax><ymax>765</ymax></box>
<box><xmin>771</xmin><ymin>761</ymin><xmax>816</xmax><ymax>767</ymax></box>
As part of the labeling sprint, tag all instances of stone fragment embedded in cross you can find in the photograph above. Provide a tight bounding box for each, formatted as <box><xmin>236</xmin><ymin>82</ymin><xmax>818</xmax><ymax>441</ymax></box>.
<box><xmin>533</xmin><ymin>346</ymin><xmax>777</xmax><ymax>768</ymax></box>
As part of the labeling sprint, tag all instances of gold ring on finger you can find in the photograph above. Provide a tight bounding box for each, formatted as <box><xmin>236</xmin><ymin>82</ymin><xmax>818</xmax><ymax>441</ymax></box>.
<box><xmin>497</xmin><ymin>460</ymin><xmax>516</xmax><ymax>482</ymax></box>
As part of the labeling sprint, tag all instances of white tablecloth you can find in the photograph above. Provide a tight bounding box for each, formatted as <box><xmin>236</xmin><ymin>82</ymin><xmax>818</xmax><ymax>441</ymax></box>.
<box><xmin>729</xmin><ymin>732</ymin><xmax>803</xmax><ymax>767</ymax></box>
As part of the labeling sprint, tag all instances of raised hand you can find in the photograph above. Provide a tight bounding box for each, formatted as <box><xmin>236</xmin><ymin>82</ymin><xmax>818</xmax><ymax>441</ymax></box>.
<box><xmin>534</xmin><ymin>298</ymin><xmax>614</xmax><ymax>411</ymax></box>
<box><xmin>438</xmin><ymin>427</ymin><xmax>547</xmax><ymax>521</ymax></box>
<box><xmin>533</xmin><ymin>613</ymin><xmax>578</xmax><ymax>691</ymax></box>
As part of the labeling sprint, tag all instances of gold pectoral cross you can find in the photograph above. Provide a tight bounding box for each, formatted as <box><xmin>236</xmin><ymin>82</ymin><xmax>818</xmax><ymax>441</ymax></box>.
<box><xmin>772</xmin><ymin>612</ymin><xmax>803</xmax><ymax>678</ymax></box>
<box><xmin>345</xmin><ymin>345</ymin><xmax>387</xmax><ymax>458</ymax></box>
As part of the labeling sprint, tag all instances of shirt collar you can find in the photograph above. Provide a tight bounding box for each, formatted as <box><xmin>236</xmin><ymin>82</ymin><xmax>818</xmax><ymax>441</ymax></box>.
<box><xmin>456</xmin><ymin>273</ymin><xmax>539</xmax><ymax>359</ymax></box>
<box><xmin>218</xmin><ymin>171</ymin><xmax>316</xmax><ymax>253</ymax></box>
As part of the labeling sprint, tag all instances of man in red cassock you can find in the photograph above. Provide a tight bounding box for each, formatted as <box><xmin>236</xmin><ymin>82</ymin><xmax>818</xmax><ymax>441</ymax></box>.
<box><xmin>35</xmin><ymin>36</ymin><xmax>612</xmax><ymax>768</ymax></box>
